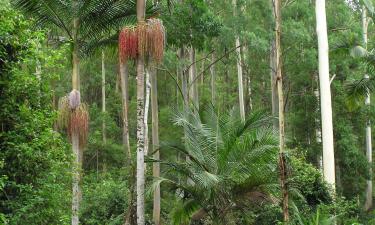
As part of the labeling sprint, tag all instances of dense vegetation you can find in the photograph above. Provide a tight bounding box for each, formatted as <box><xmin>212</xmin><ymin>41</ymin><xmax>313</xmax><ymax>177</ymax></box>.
<box><xmin>1</xmin><ymin>0</ymin><xmax>375</xmax><ymax>224</ymax></box>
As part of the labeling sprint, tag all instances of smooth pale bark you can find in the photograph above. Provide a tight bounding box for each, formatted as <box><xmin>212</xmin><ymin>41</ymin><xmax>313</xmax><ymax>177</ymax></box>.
<box><xmin>242</xmin><ymin>45</ymin><xmax>252</xmax><ymax>112</ymax></box>
<box><xmin>233</xmin><ymin>0</ymin><xmax>245</xmax><ymax>122</ymax></box>
<box><xmin>136</xmin><ymin>0</ymin><xmax>146</xmax><ymax>223</ymax></box>
<box><xmin>119</xmin><ymin>61</ymin><xmax>131</xmax><ymax>162</ymax></box>
<box><xmin>151</xmin><ymin>66</ymin><xmax>161</xmax><ymax>225</ymax></box>
<box><xmin>100</xmin><ymin>50</ymin><xmax>106</xmax><ymax>177</ymax></box>
<box><xmin>316</xmin><ymin>0</ymin><xmax>336</xmax><ymax>192</ymax></box>
<box><xmin>274</xmin><ymin>0</ymin><xmax>289</xmax><ymax>221</ymax></box>
<box><xmin>189</xmin><ymin>47</ymin><xmax>199</xmax><ymax>111</ymax></box>
<box><xmin>270</xmin><ymin>40</ymin><xmax>279</xmax><ymax>129</ymax></box>
<box><xmin>144</xmin><ymin>69</ymin><xmax>151</xmax><ymax>157</ymax></box>
<box><xmin>362</xmin><ymin>6</ymin><xmax>373</xmax><ymax>211</ymax></box>
<box><xmin>314</xmin><ymin>82</ymin><xmax>323</xmax><ymax>171</ymax></box>
<box><xmin>210</xmin><ymin>53</ymin><xmax>216</xmax><ymax>106</ymax></box>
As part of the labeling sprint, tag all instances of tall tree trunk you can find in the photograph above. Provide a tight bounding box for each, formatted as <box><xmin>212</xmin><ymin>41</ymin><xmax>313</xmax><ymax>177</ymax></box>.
<box><xmin>316</xmin><ymin>0</ymin><xmax>336</xmax><ymax>192</ymax></box>
<box><xmin>362</xmin><ymin>6</ymin><xmax>373</xmax><ymax>211</ymax></box>
<box><xmin>136</xmin><ymin>0</ymin><xmax>146</xmax><ymax>223</ymax></box>
<box><xmin>270</xmin><ymin>39</ymin><xmax>279</xmax><ymax>129</ymax></box>
<box><xmin>151</xmin><ymin>65</ymin><xmax>161</xmax><ymax>225</ymax></box>
<box><xmin>274</xmin><ymin>0</ymin><xmax>289</xmax><ymax>221</ymax></box>
<box><xmin>233</xmin><ymin>0</ymin><xmax>245</xmax><ymax>122</ymax></box>
<box><xmin>101</xmin><ymin>50</ymin><xmax>106</xmax><ymax>176</ymax></box>
<box><xmin>210</xmin><ymin>53</ymin><xmax>216</xmax><ymax>106</ymax></box>
<box><xmin>71</xmin><ymin>11</ymin><xmax>82</xmax><ymax>225</ymax></box>
<box><xmin>189</xmin><ymin>47</ymin><xmax>199</xmax><ymax>111</ymax></box>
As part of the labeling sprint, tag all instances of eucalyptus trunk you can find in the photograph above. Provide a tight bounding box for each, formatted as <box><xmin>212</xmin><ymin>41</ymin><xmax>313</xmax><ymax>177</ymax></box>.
<box><xmin>101</xmin><ymin>50</ymin><xmax>106</xmax><ymax>176</ymax></box>
<box><xmin>362</xmin><ymin>6</ymin><xmax>372</xmax><ymax>211</ymax></box>
<box><xmin>274</xmin><ymin>0</ymin><xmax>289</xmax><ymax>221</ymax></box>
<box><xmin>151</xmin><ymin>65</ymin><xmax>161</xmax><ymax>225</ymax></box>
<box><xmin>136</xmin><ymin>0</ymin><xmax>146</xmax><ymax>223</ymax></box>
<box><xmin>316</xmin><ymin>0</ymin><xmax>336</xmax><ymax>192</ymax></box>
<box><xmin>189</xmin><ymin>47</ymin><xmax>199</xmax><ymax>111</ymax></box>
<box><xmin>270</xmin><ymin>40</ymin><xmax>279</xmax><ymax>129</ymax></box>
<box><xmin>233</xmin><ymin>0</ymin><xmax>245</xmax><ymax>122</ymax></box>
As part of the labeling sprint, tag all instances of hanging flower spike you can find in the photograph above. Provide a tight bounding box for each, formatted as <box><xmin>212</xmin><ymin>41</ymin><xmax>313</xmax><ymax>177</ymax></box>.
<box><xmin>147</xmin><ymin>18</ymin><xmax>165</xmax><ymax>63</ymax></box>
<box><xmin>137</xmin><ymin>21</ymin><xmax>148</xmax><ymax>58</ymax></box>
<box><xmin>68</xmin><ymin>89</ymin><xmax>81</xmax><ymax>109</ymax></box>
<box><xmin>119</xmin><ymin>27</ymin><xmax>138</xmax><ymax>62</ymax></box>
<box><xmin>57</xmin><ymin>96</ymin><xmax>70</xmax><ymax>130</ymax></box>
<box><xmin>68</xmin><ymin>103</ymin><xmax>89</xmax><ymax>149</ymax></box>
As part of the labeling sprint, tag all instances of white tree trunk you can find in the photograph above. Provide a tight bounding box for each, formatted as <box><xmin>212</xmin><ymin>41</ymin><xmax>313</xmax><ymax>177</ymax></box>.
<box><xmin>100</xmin><ymin>50</ymin><xmax>106</xmax><ymax>176</ymax></box>
<box><xmin>136</xmin><ymin>0</ymin><xmax>146</xmax><ymax>223</ymax></box>
<box><xmin>362</xmin><ymin>6</ymin><xmax>373</xmax><ymax>211</ymax></box>
<box><xmin>189</xmin><ymin>47</ymin><xmax>199</xmax><ymax>111</ymax></box>
<box><xmin>136</xmin><ymin>57</ymin><xmax>145</xmax><ymax>225</ymax></box>
<box><xmin>233</xmin><ymin>0</ymin><xmax>245</xmax><ymax>122</ymax></box>
<box><xmin>316</xmin><ymin>0</ymin><xmax>336</xmax><ymax>191</ymax></box>
<box><xmin>144</xmin><ymin>68</ymin><xmax>151</xmax><ymax>157</ymax></box>
<box><xmin>151</xmin><ymin>65</ymin><xmax>161</xmax><ymax>225</ymax></box>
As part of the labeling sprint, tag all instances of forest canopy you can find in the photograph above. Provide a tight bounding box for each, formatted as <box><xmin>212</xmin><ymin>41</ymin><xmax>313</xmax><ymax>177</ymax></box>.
<box><xmin>1</xmin><ymin>0</ymin><xmax>375</xmax><ymax>224</ymax></box>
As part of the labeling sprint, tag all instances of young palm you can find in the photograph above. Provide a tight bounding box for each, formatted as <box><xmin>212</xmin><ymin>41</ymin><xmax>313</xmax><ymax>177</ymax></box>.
<box><xmin>153</xmin><ymin>107</ymin><xmax>279</xmax><ymax>224</ymax></box>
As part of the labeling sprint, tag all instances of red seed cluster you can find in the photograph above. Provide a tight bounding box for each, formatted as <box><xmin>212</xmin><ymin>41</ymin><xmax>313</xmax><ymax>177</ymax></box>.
<box><xmin>119</xmin><ymin>19</ymin><xmax>166</xmax><ymax>63</ymax></box>
<box><xmin>67</xmin><ymin>104</ymin><xmax>89</xmax><ymax>148</ymax></box>
<box><xmin>119</xmin><ymin>27</ymin><xmax>138</xmax><ymax>62</ymax></box>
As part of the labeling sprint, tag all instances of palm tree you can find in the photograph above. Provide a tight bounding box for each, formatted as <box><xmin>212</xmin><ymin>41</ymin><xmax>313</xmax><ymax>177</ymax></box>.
<box><xmin>12</xmin><ymin>1</ymin><xmax>156</xmax><ymax>224</ymax></box>
<box><xmin>153</xmin><ymin>107</ymin><xmax>279</xmax><ymax>224</ymax></box>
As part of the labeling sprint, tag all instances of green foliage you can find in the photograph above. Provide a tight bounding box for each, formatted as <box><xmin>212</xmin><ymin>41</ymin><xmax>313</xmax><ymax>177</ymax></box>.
<box><xmin>163</xmin><ymin>0</ymin><xmax>222</xmax><ymax>49</ymax></box>
<box><xmin>155</xmin><ymin>107</ymin><xmax>279</xmax><ymax>224</ymax></box>
<box><xmin>80</xmin><ymin>171</ymin><xmax>129</xmax><ymax>225</ymax></box>
<box><xmin>0</xmin><ymin>3</ymin><xmax>71</xmax><ymax>224</ymax></box>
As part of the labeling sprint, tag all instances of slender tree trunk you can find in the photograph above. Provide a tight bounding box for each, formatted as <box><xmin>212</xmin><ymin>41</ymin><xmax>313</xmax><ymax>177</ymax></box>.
<box><xmin>71</xmin><ymin>11</ymin><xmax>82</xmax><ymax>225</ymax></box>
<box><xmin>274</xmin><ymin>0</ymin><xmax>289</xmax><ymax>221</ymax></box>
<box><xmin>144</xmin><ymin>68</ymin><xmax>151</xmax><ymax>157</ymax></box>
<box><xmin>362</xmin><ymin>6</ymin><xmax>373</xmax><ymax>211</ymax></box>
<box><xmin>189</xmin><ymin>47</ymin><xmax>199</xmax><ymax>111</ymax></box>
<box><xmin>233</xmin><ymin>0</ymin><xmax>245</xmax><ymax>122</ymax></box>
<box><xmin>210</xmin><ymin>53</ymin><xmax>216</xmax><ymax>106</ymax></box>
<box><xmin>270</xmin><ymin>40</ymin><xmax>279</xmax><ymax>129</ymax></box>
<box><xmin>136</xmin><ymin>0</ymin><xmax>146</xmax><ymax>223</ymax></box>
<box><xmin>151</xmin><ymin>65</ymin><xmax>161</xmax><ymax>225</ymax></box>
<box><xmin>101</xmin><ymin>50</ymin><xmax>106</xmax><ymax>177</ymax></box>
<box><xmin>119</xmin><ymin>60</ymin><xmax>131</xmax><ymax>163</ymax></box>
<box><xmin>316</xmin><ymin>0</ymin><xmax>336</xmax><ymax>192</ymax></box>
